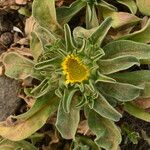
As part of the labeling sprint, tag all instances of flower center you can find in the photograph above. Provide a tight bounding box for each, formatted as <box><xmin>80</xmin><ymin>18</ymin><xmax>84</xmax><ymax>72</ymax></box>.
<box><xmin>62</xmin><ymin>54</ymin><xmax>89</xmax><ymax>84</ymax></box>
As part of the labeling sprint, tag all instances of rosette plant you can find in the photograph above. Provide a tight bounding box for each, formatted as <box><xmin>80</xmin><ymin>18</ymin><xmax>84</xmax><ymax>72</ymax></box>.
<box><xmin>0</xmin><ymin>0</ymin><xmax>150</xmax><ymax>150</ymax></box>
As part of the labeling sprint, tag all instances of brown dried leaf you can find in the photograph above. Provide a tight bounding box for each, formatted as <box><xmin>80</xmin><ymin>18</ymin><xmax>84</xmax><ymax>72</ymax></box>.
<box><xmin>134</xmin><ymin>98</ymin><xmax>150</xmax><ymax>109</ymax></box>
<box><xmin>0</xmin><ymin>0</ymin><xmax>15</xmax><ymax>7</ymax></box>
<box><xmin>56</xmin><ymin>0</ymin><xmax>64</xmax><ymax>7</ymax></box>
<box><xmin>77</xmin><ymin>120</ymin><xmax>94</xmax><ymax>136</ymax></box>
<box><xmin>15</xmin><ymin>0</ymin><xmax>31</xmax><ymax>5</ymax></box>
<box><xmin>25</xmin><ymin>17</ymin><xmax>36</xmax><ymax>37</ymax></box>
<box><xmin>8</xmin><ymin>47</ymin><xmax>32</xmax><ymax>57</ymax></box>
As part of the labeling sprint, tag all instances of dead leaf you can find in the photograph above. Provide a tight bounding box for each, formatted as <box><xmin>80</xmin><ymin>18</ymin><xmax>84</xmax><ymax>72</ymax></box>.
<box><xmin>8</xmin><ymin>47</ymin><xmax>32</xmax><ymax>57</ymax></box>
<box><xmin>77</xmin><ymin>120</ymin><xmax>94</xmax><ymax>136</ymax></box>
<box><xmin>18</xmin><ymin>93</ymin><xmax>35</xmax><ymax>108</ymax></box>
<box><xmin>0</xmin><ymin>65</ymin><xmax>3</xmax><ymax>76</ymax></box>
<box><xmin>15</xmin><ymin>0</ymin><xmax>29</xmax><ymax>5</ymax></box>
<box><xmin>56</xmin><ymin>0</ymin><xmax>64</xmax><ymax>7</ymax></box>
<box><xmin>0</xmin><ymin>0</ymin><xmax>15</xmax><ymax>7</ymax></box>
<box><xmin>25</xmin><ymin>17</ymin><xmax>36</xmax><ymax>37</ymax></box>
<box><xmin>134</xmin><ymin>98</ymin><xmax>150</xmax><ymax>109</ymax></box>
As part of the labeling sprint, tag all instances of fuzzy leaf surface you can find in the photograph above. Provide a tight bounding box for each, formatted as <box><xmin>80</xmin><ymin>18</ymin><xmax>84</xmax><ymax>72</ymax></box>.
<box><xmin>2</xmin><ymin>52</ymin><xmax>34</xmax><ymax>80</ymax></box>
<box><xmin>136</xmin><ymin>0</ymin><xmax>150</xmax><ymax>16</ymax></box>
<box><xmin>97</xmin><ymin>82</ymin><xmax>142</xmax><ymax>101</ymax></box>
<box><xmin>87</xmin><ymin>109</ymin><xmax>121</xmax><ymax>150</ymax></box>
<box><xmin>118</xmin><ymin>19</ymin><xmax>150</xmax><ymax>43</ymax></box>
<box><xmin>124</xmin><ymin>102</ymin><xmax>150</xmax><ymax>122</ymax></box>
<box><xmin>0</xmin><ymin>138</ymin><xmax>38</xmax><ymax>150</ymax></box>
<box><xmin>92</xmin><ymin>94</ymin><xmax>122</xmax><ymax>121</ymax></box>
<box><xmin>32</xmin><ymin>0</ymin><xmax>61</xmax><ymax>32</ymax></box>
<box><xmin>117</xmin><ymin>0</ymin><xmax>137</xmax><ymax>14</ymax></box>
<box><xmin>56</xmin><ymin>100</ymin><xmax>80</xmax><ymax>139</ymax></box>
<box><xmin>0</xmin><ymin>94</ymin><xmax>59</xmax><ymax>141</ymax></box>
<box><xmin>103</xmin><ymin>40</ymin><xmax>150</xmax><ymax>60</ymax></box>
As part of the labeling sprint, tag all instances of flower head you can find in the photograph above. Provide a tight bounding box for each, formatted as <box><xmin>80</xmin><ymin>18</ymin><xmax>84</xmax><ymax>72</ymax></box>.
<box><xmin>62</xmin><ymin>54</ymin><xmax>89</xmax><ymax>84</ymax></box>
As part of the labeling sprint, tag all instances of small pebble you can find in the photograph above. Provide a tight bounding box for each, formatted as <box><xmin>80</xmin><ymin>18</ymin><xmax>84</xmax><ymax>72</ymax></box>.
<box><xmin>0</xmin><ymin>32</ymin><xmax>14</xmax><ymax>46</ymax></box>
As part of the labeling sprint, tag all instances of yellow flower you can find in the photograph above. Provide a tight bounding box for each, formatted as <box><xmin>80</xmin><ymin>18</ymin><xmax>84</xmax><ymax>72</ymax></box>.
<box><xmin>62</xmin><ymin>54</ymin><xmax>89</xmax><ymax>84</ymax></box>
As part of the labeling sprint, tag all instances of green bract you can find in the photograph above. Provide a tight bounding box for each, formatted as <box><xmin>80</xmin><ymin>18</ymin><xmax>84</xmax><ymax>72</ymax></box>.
<box><xmin>0</xmin><ymin>0</ymin><xmax>150</xmax><ymax>150</ymax></box>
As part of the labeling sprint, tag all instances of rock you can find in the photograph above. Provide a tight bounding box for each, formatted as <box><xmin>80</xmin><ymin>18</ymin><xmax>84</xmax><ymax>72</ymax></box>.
<box><xmin>0</xmin><ymin>75</ymin><xmax>21</xmax><ymax>121</ymax></box>
<box><xmin>0</xmin><ymin>32</ymin><xmax>14</xmax><ymax>46</ymax></box>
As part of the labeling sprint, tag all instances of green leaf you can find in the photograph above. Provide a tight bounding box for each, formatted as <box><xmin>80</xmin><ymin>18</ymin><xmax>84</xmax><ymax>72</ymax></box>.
<box><xmin>56</xmin><ymin>100</ymin><xmax>80</xmax><ymax>139</ymax></box>
<box><xmin>136</xmin><ymin>0</ymin><xmax>150</xmax><ymax>16</ymax></box>
<box><xmin>96</xmin><ymin>73</ymin><xmax>116</xmax><ymax>83</ymax></box>
<box><xmin>86</xmin><ymin>4</ymin><xmax>99</xmax><ymax>29</ymax></box>
<box><xmin>124</xmin><ymin>102</ymin><xmax>150</xmax><ymax>122</ymax></box>
<box><xmin>64</xmin><ymin>24</ymin><xmax>75</xmax><ymax>52</ymax></box>
<box><xmin>117</xmin><ymin>0</ymin><xmax>137</xmax><ymax>14</ymax></box>
<box><xmin>30</xmin><ymin>32</ymin><xmax>43</xmax><ymax>61</ymax></box>
<box><xmin>118</xmin><ymin>19</ymin><xmax>150</xmax><ymax>43</ymax></box>
<box><xmin>97</xmin><ymin>82</ymin><xmax>142</xmax><ymax>101</ymax></box>
<box><xmin>72</xmin><ymin>135</ymin><xmax>100</xmax><ymax>150</ymax></box>
<box><xmin>0</xmin><ymin>94</ymin><xmax>59</xmax><ymax>141</ymax></box>
<box><xmin>62</xmin><ymin>89</ymin><xmax>78</xmax><ymax>113</ymax></box>
<box><xmin>32</xmin><ymin>0</ymin><xmax>61</xmax><ymax>33</ymax></box>
<box><xmin>33</xmin><ymin>25</ymin><xmax>57</xmax><ymax>52</ymax></box>
<box><xmin>103</xmin><ymin>40</ymin><xmax>150</xmax><ymax>60</ymax></box>
<box><xmin>73</xmin><ymin>17</ymin><xmax>112</xmax><ymax>46</ymax></box>
<box><xmin>89</xmin><ymin>17</ymin><xmax>112</xmax><ymax>45</ymax></box>
<box><xmin>92</xmin><ymin>94</ymin><xmax>122</xmax><ymax>121</ymax></box>
<box><xmin>99</xmin><ymin>56</ymin><xmax>140</xmax><ymax>75</ymax></box>
<box><xmin>87</xmin><ymin>109</ymin><xmax>121</xmax><ymax>150</ymax></box>
<box><xmin>56</xmin><ymin>0</ymin><xmax>86</xmax><ymax>26</ymax></box>
<box><xmin>98</xmin><ymin>2</ymin><xmax>140</xmax><ymax>29</ymax></box>
<box><xmin>97</xmin><ymin>0</ymin><xmax>117</xmax><ymax>12</ymax></box>
<box><xmin>2</xmin><ymin>52</ymin><xmax>34</xmax><ymax>80</ymax></box>
<box><xmin>109</xmin><ymin>70</ymin><xmax>150</xmax><ymax>98</ymax></box>
<box><xmin>0</xmin><ymin>138</ymin><xmax>38</xmax><ymax>150</ymax></box>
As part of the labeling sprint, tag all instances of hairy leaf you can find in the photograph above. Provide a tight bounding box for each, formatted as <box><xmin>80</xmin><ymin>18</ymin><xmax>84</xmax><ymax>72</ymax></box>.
<box><xmin>30</xmin><ymin>32</ymin><xmax>43</xmax><ymax>61</ymax></box>
<box><xmin>136</xmin><ymin>0</ymin><xmax>150</xmax><ymax>16</ymax></box>
<box><xmin>57</xmin><ymin>0</ymin><xmax>86</xmax><ymax>26</ymax></box>
<box><xmin>87</xmin><ymin>109</ymin><xmax>121</xmax><ymax>150</ymax></box>
<box><xmin>32</xmin><ymin>0</ymin><xmax>61</xmax><ymax>33</ymax></box>
<box><xmin>92</xmin><ymin>94</ymin><xmax>122</xmax><ymax>121</ymax></box>
<box><xmin>97</xmin><ymin>82</ymin><xmax>142</xmax><ymax>101</ymax></box>
<box><xmin>99</xmin><ymin>56</ymin><xmax>140</xmax><ymax>75</ymax></box>
<box><xmin>89</xmin><ymin>17</ymin><xmax>112</xmax><ymax>45</ymax></box>
<box><xmin>117</xmin><ymin>0</ymin><xmax>137</xmax><ymax>14</ymax></box>
<box><xmin>2</xmin><ymin>52</ymin><xmax>34</xmax><ymax>80</ymax></box>
<box><xmin>118</xmin><ymin>19</ymin><xmax>150</xmax><ymax>43</ymax></box>
<box><xmin>103</xmin><ymin>40</ymin><xmax>150</xmax><ymax>60</ymax></box>
<box><xmin>0</xmin><ymin>94</ymin><xmax>59</xmax><ymax>141</ymax></box>
<box><xmin>86</xmin><ymin>4</ymin><xmax>99</xmax><ymax>29</ymax></box>
<box><xmin>124</xmin><ymin>102</ymin><xmax>150</xmax><ymax>122</ymax></box>
<box><xmin>109</xmin><ymin>71</ymin><xmax>150</xmax><ymax>98</ymax></box>
<box><xmin>56</xmin><ymin>100</ymin><xmax>80</xmax><ymax>139</ymax></box>
<box><xmin>0</xmin><ymin>138</ymin><xmax>38</xmax><ymax>150</ymax></box>
<box><xmin>98</xmin><ymin>4</ymin><xmax>140</xmax><ymax>28</ymax></box>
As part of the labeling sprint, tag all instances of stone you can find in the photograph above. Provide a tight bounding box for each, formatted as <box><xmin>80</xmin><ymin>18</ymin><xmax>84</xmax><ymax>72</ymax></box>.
<box><xmin>0</xmin><ymin>75</ymin><xmax>21</xmax><ymax>121</ymax></box>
